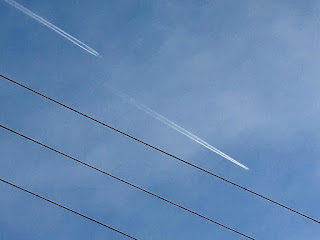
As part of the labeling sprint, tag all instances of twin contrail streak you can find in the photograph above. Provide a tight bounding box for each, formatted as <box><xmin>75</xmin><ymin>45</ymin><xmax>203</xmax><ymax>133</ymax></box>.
<box><xmin>119</xmin><ymin>93</ymin><xmax>249</xmax><ymax>170</ymax></box>
<box><xmin>3</xmin><ymin>0</ymin><xmax>247</xmax><ymax>169</ymax></box>
<box><xmin>4</xmin><ymin>0</ymin><xmax>99</xmax><ymax>57</ymax></box>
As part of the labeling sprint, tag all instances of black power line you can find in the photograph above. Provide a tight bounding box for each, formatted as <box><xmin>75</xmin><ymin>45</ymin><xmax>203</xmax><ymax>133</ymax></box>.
<box><xmin>0</xmin><ymin>177</ymin><xmax>138</xmax><ymax>240</ymax></box>
<box><xmin>1</xmin><ymin>74</ymin><xmax>319</xmax><ymax>225</ymax></box>
<box><xmin>0</xmin><ymin>124</ymin><xmax>254</xmax><ymax>239</ymax></box>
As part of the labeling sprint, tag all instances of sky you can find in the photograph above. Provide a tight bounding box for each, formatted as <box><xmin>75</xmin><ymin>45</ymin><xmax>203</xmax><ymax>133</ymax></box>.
<box><xmin>1</xmin><ymin>0</ymin><xmax>320</xmax><ymax>239</ymax></box>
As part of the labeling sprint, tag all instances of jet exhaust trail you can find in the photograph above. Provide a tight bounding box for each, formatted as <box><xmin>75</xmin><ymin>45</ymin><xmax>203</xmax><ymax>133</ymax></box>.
<box><xmin>118</xmin><ymin>93</ymin><xmax>249</xmax><ymax>170</ymax></box>
<box><xmin>4</xmin><ymin>0</ymin><xmax>99</xmax><ymax>57</ymax></box>
<box><xmin>3</xmin><ymin>0</ymin><xmax>245</xmax><ymax>169</ymax></box>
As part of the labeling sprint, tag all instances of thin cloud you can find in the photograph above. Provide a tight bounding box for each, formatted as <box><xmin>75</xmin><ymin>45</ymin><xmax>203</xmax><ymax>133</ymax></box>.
<box><xmin>4</xmin><ymin>0</ymin><xmax>100</xmax><ymax>57</ymax></box>
<box><xmin>118</xmin><ymin>93</ymin><xmax>249</xmax><ymax>170</ymax></box>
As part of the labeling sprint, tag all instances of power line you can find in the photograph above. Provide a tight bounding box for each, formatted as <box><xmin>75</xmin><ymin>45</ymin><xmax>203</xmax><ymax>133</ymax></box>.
<box><xmin>1</xmin><ymin>74</ymin><xmax>319</xmax><ymax>225</ymax></box>
<box><xmin>0</xmin><ymin>124</ymin><xmax>254</xmax><ymax>239</ymax></box>
<box><xmin>0</xmin><ymin>177</ymin><xmax>138</xmax><ymax>240</ymax></box>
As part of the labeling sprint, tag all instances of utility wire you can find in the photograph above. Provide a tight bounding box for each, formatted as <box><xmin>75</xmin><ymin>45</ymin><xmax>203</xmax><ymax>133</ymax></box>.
<box><xmin>1</xmin><ymin>74</ymin><xmax>319</xmax><ymax>225</ymax></box>
<box><xmin>0</xmin><ymin>124</ymin><xmax>254</xmax><ymax>239</ymax></box>
<box><xmin>0</xmin><ymin>177</ymin><xmax>138</xmax><ymax>240</ymax></box>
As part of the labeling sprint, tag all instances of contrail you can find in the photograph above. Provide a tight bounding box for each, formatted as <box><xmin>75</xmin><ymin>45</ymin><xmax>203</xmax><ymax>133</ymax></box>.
<box><xmin>3</xmin><ymin>0</ymin><xmax>100</xmax><ymax>57</ymax></box>
<box><xmin>118</xmin><ymin>93</ymin><xmax>249</xmax><ymax>170</ymax></box>
<box><xmin>3</xmin><ymin>0</ymin><xmax>246</xmax><ymax>169</ymax></box>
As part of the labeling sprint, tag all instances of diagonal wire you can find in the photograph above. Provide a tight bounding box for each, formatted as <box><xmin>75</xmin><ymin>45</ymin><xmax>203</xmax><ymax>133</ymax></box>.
<box><xmin>0</xmin><ymin>177</ymin><xmax>138</xmax><ymax>239</ymax></box>
<box><xmin>1</xmin><ymin>74</ymin><xmax>319</xmax><ymax>225</ymax></box>
<box><xmin>0</xmin><ymin>124</ymin><xmax>254</xmax><ymax>239</ymax></box>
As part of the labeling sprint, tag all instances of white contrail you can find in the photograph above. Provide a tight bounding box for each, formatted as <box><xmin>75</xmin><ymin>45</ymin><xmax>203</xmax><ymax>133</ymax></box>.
<box><xmin>4</xmin><ymin>0</ymin><xmax>99</xmax><ymax>57</ymax></box>
<box><xmin>119</xmin><ymin>93</ymin><xmax>249</xmax><ymax>170</ymax></box>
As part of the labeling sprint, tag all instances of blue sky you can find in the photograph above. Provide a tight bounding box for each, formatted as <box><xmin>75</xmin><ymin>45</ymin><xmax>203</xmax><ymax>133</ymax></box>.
<box><xmin>1</xmin><ymin>0</ymin><xmax>320</xmax><ymax>239</ymax></box>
